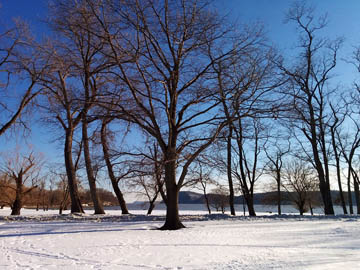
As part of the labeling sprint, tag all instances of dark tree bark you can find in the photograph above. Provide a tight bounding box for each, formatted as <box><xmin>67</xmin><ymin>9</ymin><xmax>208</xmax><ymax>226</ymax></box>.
<box><xmin>82</xmin><ymin>116</ymin><xmax>105</xmax><ymax>214</ymax></box>
<box><xmin>227</xmin><ymin>126</ymin><xmax>236</xmax><ymax>216</ymax></box>
<box><xmin>100</xmin><ymin>119</ymin><xmax>129</xmax><ymax>214</ymax></box>
<box><xmin>276</xmin><ymin>171</ymin><xmax>282</xmax><ymax>215</ymax></box>
<box><xmin>64</xmin><ymin>129</ymin><xmax>84</xmax><ymax>213</ymax></box>
<box><xmin>348</xmin><ymin>171</ymin><xmax>354</xmax><ymax>214</ymax></box>
<box><xmin>160</xmin><ymin>151</ymin><xmax>185</xmax><ymax>230</ymax></box>
<box><xmin>11</xmin><ymin>175</ymin><xmax>24</xmax><ymax>216</ymax></box>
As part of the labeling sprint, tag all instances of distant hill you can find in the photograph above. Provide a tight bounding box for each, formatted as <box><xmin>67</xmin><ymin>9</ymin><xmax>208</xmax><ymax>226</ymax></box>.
<box><xmin>177</xmin><ymin>190</ymin><xmax>356</xmax><ymax>205</ymax></box>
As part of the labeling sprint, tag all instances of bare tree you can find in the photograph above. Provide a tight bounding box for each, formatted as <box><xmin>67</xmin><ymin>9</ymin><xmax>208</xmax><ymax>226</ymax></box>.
<box><xmin>0</xmin><ymin>20</ymin><xmax>44</xmax><ymax>139</ymax></box>
<box><xmin>45</xmin><ymin>0</ymin><xmax>120</xmax><ymax>215</ymax></box>
<box><xmin>188</xmin><ymin>160</ymin><xmax>216</xmax><ymax>215</ymax></box>
<box><xmin>264</xmin><ymin>140</ymin><xmax>290</xmax><ymax>215</ymax></box>
<box><xmin>82</xmin><ymin>0</ymin><xmax>256</xmax><ymax>229</ymax></box>
<box><xmin>208</xmin><ymin>186</ymin><xmax>229</xmax><ymax>214</ymax></box>
<box><xmin>211</xmin><ymin>25</ymin><xmax>280</xmax><ymax>216</ymax></box>
<box><xmin>48</xmin><ymin>165</ymin><xmax>72</xmax><ymax>214</ymax></box>
<box><xmin>0</xmin><ymin>151</ymin><xmax>43</xmax><ymax>215</ymax></box>
<box><xmin>282</xmin><ymin>160</ymin><xmax>317</xmax><ymax>215</ymax></box>
<box><xmin>127</xmin><ymin>142</ymin><xmax>167</xmax><ymax>215</ymax></box>
<box><xmin>232</xmin><ymin>117</ymin><xmax>266</xmax><ymax>216</ymax></box>
<box><xmin>278</xmin><ymin>2</ymin><xmax>343</xmax><ymax>215</ymax></box>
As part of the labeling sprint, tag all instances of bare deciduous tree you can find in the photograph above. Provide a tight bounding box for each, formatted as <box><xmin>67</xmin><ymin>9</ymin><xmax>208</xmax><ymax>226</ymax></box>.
<box><xmin>188</xmin><ymin>160</ymin><xmax>216</xmax><ymax>215</ymax></box>
<box><xmin>127</xmin><ymin>142</ymin><xmax>167</xmax><ymax>215</ymax></box>
<box><xmin>264</xmin><ymin>140</ymin><xmax>290</xmax><ymax>215</ymax></box>
<box><xmin>208</xmin><ymin>186</ymin><xmax>229</xmax><ymax>214</ymax></box>
<box><xmin>278</xmin><ymin>2</ymin><xmax>343</xmax><ymax>215</ymax></box>
<box><xmin>86</xmin><ymin>0</ymin><xmax>249</xmax><ymax>229</ymax></box>
<box><xmin>282</xmin><ymin>160</ymin><xmax>317</xmax><ymax>215</ymax></box>
<box><xmin>0</xmin><ymin>20</ymin><xmax>44</xmax><ymax>138</ymax></box>
<box><xmin>0</xmin><ymin>151</ymin><xmax>43</xmax><ymax>215</ymax></box>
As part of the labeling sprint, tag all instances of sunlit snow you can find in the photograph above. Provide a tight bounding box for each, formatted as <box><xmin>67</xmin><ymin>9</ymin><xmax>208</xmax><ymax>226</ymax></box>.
<box><xmin>0</xmin><ymin>207</ymin><xmax>359</xmax><ymax>269</ymax></box>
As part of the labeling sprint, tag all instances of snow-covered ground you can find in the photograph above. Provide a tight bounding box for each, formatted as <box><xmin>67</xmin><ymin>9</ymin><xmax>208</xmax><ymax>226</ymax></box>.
<box><xmin>0</xmin><ymin>207</ymin><xmax>359</xmax><ymax>269</ymax></box>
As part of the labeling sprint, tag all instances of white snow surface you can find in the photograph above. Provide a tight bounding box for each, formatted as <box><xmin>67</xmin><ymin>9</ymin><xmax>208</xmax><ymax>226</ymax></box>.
<box><xmin>0</xmin><ymin>207</ymin><xmax>359</xmax><ymax>269</ymax></box>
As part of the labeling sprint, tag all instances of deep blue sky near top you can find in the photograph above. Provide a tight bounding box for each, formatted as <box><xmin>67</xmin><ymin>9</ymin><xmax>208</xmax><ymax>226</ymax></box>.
<box><xmin>1</xmin><ymin>0</ymin><xmax>360</xmax><ymax>165</ymax></box>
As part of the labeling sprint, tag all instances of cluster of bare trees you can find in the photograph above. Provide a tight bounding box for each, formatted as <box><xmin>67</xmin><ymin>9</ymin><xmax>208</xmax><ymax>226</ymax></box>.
<box><xmin>2</xmin><ymin>0</ymin><xmax>360</xmax><ymax>229</ymax></box>
<box><xmin>0</xmin><ymin>154</ymin><xmax>119</xmax><ymax>215</ymax></box>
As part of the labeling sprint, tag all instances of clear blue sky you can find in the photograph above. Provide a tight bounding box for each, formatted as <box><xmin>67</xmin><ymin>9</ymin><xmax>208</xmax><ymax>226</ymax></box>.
<box><xmin>1</xmin><ymin>0</ymin><xmax>360</xmax><ymax>164</ymax></box>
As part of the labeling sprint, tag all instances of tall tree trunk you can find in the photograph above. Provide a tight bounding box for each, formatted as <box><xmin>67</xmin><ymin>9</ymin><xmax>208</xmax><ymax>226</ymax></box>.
<box><xmin>276</xmin><ymin>171</ymin><xmax>282</xmax><ymax>215</ymax></box>
<box><xmin>335</xmin><ymin>162</ymin><xmax>347</xmax><ymax>214</ymax></box>
<box><xmin>244</xmin><ymin>192</ymin><xmax>256</xmax><ymax>216</ymax></box>
<box><xmin>227</xmin><ymin>125</ymin><xmax>236</xmax><ymax>216</ymax></box>
<box><xmin>331</xmin><ymin>128</ymin><xmax>347</xmax><ymax>214</ymax></box>
<box><xmin>64</xmin><ymin>130</ymin><xmax>84</xmax><ymax>213</ymax></box>
<box><xmin>307</xmin><ymin>105</ymin><xmax>334</xmax><ymax>215</ymax></box>
<box><xmin>203</xmin><ymin>192</ymin><xmax>211</xmax><ymax>214</ymax></box>
<box><xmin>319</xmin><ymin>178</ymin><xmax>334</xmax><ymax>215</ymax></box>
<box><xmin>11</xmin><ymin>177</ymin><xmax>23</xmax><ymax>216</ymax></box>
<box><xmin>347</xmin><ymin>168</ymin><xmax>353</xmax><ymax>214</ymax></box>
<box><xmin>160</xmin><ymin>157</ymin><xmax>184</xmax><ymax>230</ymax></box>
<box><xmin>310</xmin><ymin>136</ymin><xmax>334</xmax><ymax>214</ymax></box>
<box><xmin>299</xmin><ymin>203</ymin><xmax>304</xmax><ymax>216</ymax></box>
<box><xmin>101</xmin><ymin>120</ymin><xmax>129</xmax><ymax>214</ymax></box>
<box><xmin>82</xmin><ymin>118</ymin><xmax>105</xmax><ymax>214</ymax></box>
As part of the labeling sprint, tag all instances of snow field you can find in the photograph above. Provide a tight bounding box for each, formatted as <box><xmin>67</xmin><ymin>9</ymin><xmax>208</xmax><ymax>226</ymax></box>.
<box><xmin>0</xmin><ymin>208</ymin><xmax>359</xmax><ymax>269</ymax></box>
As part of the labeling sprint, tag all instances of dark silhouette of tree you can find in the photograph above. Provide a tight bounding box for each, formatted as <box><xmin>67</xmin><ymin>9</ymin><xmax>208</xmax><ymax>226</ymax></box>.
<box><xmin>264</xmin><ymin>140</ymin><xmax>290</xmax><ymax>215</ymax></box>
<box><xmin>278</xmin><ymin>2</ymin><xmax>343</xmax><ymax>215</ymax></box>
<box><xmin>86</xmin><ymin>0</ymin><xmax>253</xmax><ymax>229</ymax></box>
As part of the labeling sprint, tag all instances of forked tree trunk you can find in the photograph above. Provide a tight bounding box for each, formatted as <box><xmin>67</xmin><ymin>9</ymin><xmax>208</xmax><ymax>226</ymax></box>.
<box><xmin>64</xmin><ymin>130</ymin><xmax>84</xmax><ymax>213</ymax></box>
<box><xmin>82</xmin><ymin>118</ymin><xmax>105</xmax><ymax>215</ymax></box>
<box><xmin>160</xmin><ymin>159</ymin><xmax>185</xmax><ymax>230</ymax></box>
